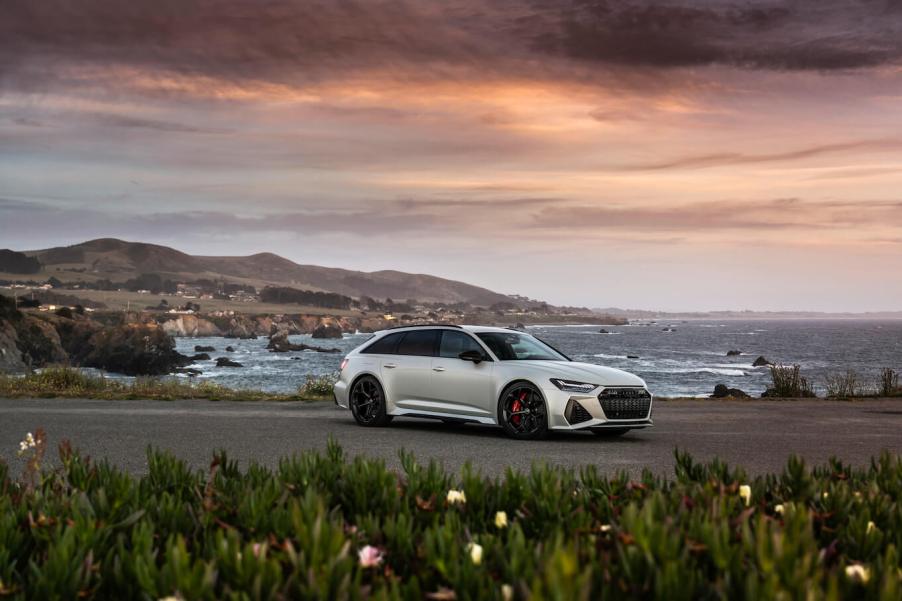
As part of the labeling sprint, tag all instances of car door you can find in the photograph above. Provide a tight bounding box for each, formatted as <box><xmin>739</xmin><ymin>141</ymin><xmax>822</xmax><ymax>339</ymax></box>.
<box><xmin>430</xmin><ymin>330</ymin><xmax>495</xmax><ymax>419</ymax></box>
<box><xmin>384</xmin><ymin>329</ymin><xmax>440</xmax><ymax>411</ymax></box>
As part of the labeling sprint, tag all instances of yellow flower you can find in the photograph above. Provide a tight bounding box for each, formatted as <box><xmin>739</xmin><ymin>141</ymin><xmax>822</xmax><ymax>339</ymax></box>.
<box><xmin>866</xmin><ymin>521</ymin><xmax>876</xmax><ymax>534</ymax></box>
<box><xmin>822</xmin><ymin>491</ymin><xmax>829</xmax><ymax>500</ymax></box>
<box><xmin>845</xmin><ymin>564</ymin><xmax>870</xmax><ymax>584</ymax></box>
<box><xmin>739</xmin><ymin>485</ymin><xmax>751</xmax><ymax>506</ymax></box>
<box><xmin>467</xmin><ymin>542</ymin><xmax>483</xmax><ymax>565</ymax></box>
<box><xmin>774</xmin><ymin>504</ymin><xmax>785</xmax><ymax>515</ymax></box>
<box><xmin>494</xmin><ymin>511</ymin><xmax>508</xmax><ymax>529</ymax></box>
<box><xmin>853</xmin><ymin>491</ymin><xmax>863</xmax><ymax>500</ymax></box>
<box><xmin>446</xmin><ymin>489</ymin><xmax>467</xmax><ymax>505</ymax></box>
<box><xmin>501</xmin><ymin>583</ymin><xmax>514</xmax><ymax>601</ymax></box>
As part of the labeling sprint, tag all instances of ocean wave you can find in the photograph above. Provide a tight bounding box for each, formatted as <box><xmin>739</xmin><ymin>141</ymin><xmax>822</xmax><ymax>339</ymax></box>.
<box><xmin>641</xmin><ymin>367</ymin><xmax>748</xmax><ymax>376</ymax></box>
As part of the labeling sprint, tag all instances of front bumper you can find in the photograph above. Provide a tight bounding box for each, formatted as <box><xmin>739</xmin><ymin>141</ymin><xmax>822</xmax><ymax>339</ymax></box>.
<box><xmin>541</xmin><ymin>385</ymin><xmax>654</xmax><ymax>431</ymax></box>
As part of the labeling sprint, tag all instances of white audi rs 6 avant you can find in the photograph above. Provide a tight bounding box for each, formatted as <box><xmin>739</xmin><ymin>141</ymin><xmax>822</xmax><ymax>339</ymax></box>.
<box><xmin>334</xmin><ymin>325</ymin><xmax>653</xmax><ymax>439</ymax></box>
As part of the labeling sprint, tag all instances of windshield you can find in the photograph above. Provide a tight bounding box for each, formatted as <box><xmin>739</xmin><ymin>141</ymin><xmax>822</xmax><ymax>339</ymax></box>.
<box><xmin>475</xmin><ymin>332</ymin><xmax>568</xmax><ymax>361</ymax></box>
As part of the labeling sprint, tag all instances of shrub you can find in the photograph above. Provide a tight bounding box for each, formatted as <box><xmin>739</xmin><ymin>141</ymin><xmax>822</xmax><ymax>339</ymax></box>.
<box><xmin>0</xmin><ymin>441</ymin><xmax>900</xmax><ymax>599</ymax></box>
<box><xmin>768</xmin><ymin>364</ymin><xmax>815</xmax><ymax>397</ymax></box>
<box><xmin>299</xmin><ymin>372</ymin><xmax>338</xmax><ymax>398</ymax></box>
<box><xmin>825</xmin><ymin>370</ymin><xmax>865</xmax><ymax>398</ymax></box>
<box><xmin>0</xmin><ymin>367</ymin><xmax>304</xmax><ymax>402</ymax></box>
<box><xmin>879</xmin><ymin>368</ymin><xmax>900</xmax><ymax>397</ymax></box>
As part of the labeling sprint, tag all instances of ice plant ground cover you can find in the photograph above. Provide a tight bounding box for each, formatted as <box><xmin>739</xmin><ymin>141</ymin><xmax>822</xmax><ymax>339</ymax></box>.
<box><xmin>0</xmin><ymin>438</ymin><xmax>899</xmax><ymax>600</ymax></box>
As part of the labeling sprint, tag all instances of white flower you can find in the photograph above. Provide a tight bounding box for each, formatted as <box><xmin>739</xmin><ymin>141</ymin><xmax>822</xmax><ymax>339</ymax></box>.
<box><xmin>774</xmin><ymin>504</ymin><xmax>785</xmax><ymax>515</ymax></box>
<box><xmin>494</xmin><ymin>511</ymin><xmax>508</xmax><ymax>529</ymax></box>
<box><xmin>467</xmin><ymin>542</ymin><xmax>483</xmax><ymax>565</ymax></box>
<box><xmin>845</xmin><ymin>564</ymin><xmax>871</xmax><ymax>584</ymax></box>
<box><xmin>501</xmin><ymin>583</ymin><xmax>514</xmax><ymax>601</ymax></box>
<box><xmin>599</xmin><ymin>524</ymin><xmax>612</xmax><ymax>533</ymax></box>
<box><xmin>446</xmin><ymin>489</ymin><xmax>467</xmax><ymax>505</ymax></box>
<box><xmin>358</xmin><ymin>545</ymin><xmax>383</xmax><ymax>568</ymax></box>
<box><xmin>853</xmin><ymin>491</ymin><xmax>863</xmax><ymax>500</ymax></box>
<box><xmin>866</xmin><ymin>521</ymin><xmax>876</xmax><ymax>535</ymax></box>
<box><xmin>739</xmin><ymin>485</ymin><xmax>751</xmax><ymax>506</ymax></box>
<box><xmin>17</xmin><ymin>432</ymin><xmax>37</xmax><ymax>457</ymax></box>
<box><xmin>158</xmin><ymin>596</ymin><xmax>183</xmax><ymax>601</ymax></box>
<box><xmin>822</xmin><ymin>491</ymin><xmax>830</xmax><ymax>500</ymax></box>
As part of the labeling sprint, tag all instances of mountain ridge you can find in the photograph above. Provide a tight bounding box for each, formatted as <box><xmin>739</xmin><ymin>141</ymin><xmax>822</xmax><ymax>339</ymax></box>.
<box><xmin>21</xmin><ymin>238</ymin><xmax>516</xmax><ymax>306</ymax></box>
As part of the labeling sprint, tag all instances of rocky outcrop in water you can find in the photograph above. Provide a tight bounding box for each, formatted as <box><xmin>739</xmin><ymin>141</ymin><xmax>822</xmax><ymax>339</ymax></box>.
<box><xmin>215</xmin><ymin>357</ymin><xmax>243</xmax><ymax>367</ymax></box>
<box><xmin>726</xmin><ymin>350</ymin><xmax>741</xmax><ymax>356</ymax></box>
<box><xmin>311</xmin><ymin>323</ymin><xmax>343</xmax><ymax>339</ymax></box>
<box><xmin>711</xmin><ymin>384</ymin><xmax>749</xmax><ymax>398</ymax></box>
<box><xmin>0</xmin><ymin>294</ymin><xmax>190</xmax><ymax>375</ymax></box>
<box><xmin>753</xmin><ymin>356</ymin><xmax>773</xmax><ymax>367</ymax></box>
<box><xmin>267</xmin><ymin>331</ymin><xmax>341</xmax><ymax>354</ymax></box>
<box><xmin>75</xmin><ymin>324</ymin><xmax>190</xmax><ymax>376</ymax></box>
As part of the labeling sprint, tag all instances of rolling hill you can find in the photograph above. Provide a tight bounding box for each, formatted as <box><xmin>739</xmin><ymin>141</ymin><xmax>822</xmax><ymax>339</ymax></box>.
<box><xmin>21</xmin><ymin>238</ymin><xmax>516</xmax><ymax>306</ymax></box>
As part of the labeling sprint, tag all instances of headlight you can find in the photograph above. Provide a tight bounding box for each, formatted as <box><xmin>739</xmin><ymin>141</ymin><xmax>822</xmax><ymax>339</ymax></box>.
<box><xmin>550</xmin><ymin>378</ymin><xmax>597</xmax><ymax>393</ymax></box>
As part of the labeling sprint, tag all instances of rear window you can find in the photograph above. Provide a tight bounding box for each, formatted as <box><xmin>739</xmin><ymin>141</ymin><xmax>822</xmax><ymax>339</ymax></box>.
<box><xmin>360</xmin><ymin>332</ymin><xmax>404</xmax><ymax>354</ymax></box>
<box><xmin>396</xmin><ymin>330</ymin><xmax>440</xmax><ymax>356</ymax></box>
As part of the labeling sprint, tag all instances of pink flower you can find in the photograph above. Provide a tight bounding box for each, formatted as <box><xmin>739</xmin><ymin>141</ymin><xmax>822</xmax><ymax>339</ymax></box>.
<box><xmin>252</xmin><ymin>543</ymin><xmax>264</xmax><ymax>558</ymax></box>
<box><xmin>358</xmin><ymin>545</ymin><xmax>383</xmax><ymax>568</ymax></box>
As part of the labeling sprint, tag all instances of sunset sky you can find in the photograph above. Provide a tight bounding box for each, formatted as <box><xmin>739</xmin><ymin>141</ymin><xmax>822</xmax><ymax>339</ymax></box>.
<box><xmin>3</xmin><ymin>0</ymin><xmax>902</xmax><ymax>311</ymax></box>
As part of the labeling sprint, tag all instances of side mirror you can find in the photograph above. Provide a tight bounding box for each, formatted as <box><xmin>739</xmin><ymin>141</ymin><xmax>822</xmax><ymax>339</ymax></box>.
<box><xmin>458</xmin><ymin>350</ymin><xmax>484</xmax><ymax>364</ymax></box>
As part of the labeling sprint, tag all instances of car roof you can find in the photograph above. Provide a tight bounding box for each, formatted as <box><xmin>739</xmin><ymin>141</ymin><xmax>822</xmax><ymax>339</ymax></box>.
<box><xmin>373</xmin><ymin>324</ymin><xmax>525</xmax><ymax>335</ymax></box>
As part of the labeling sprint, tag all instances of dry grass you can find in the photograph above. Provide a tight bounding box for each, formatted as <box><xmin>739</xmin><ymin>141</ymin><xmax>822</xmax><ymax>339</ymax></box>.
<box><xmin>0</xmin><ymin>367</ymin><xmax>333</xmax><ymax>402</ymax></box>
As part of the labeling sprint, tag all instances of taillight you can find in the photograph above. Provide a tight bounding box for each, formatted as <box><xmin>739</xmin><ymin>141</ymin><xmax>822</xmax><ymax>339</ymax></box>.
<box><xmin>340</xmin><ymin>358</ymin><xmax>349</xmax><ymax>371</ymax></box>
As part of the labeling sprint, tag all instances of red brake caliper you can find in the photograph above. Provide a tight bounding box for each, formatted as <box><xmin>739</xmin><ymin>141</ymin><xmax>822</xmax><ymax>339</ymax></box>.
<box><xmin>511</xmin><ymin>390</ymin><xmax>527</xmax><ymax>426</ymax></box>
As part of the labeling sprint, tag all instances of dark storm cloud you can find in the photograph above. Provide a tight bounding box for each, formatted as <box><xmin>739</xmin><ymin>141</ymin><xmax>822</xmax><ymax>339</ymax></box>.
<box><xmin>537</xmin><ymin>0</ymin><xmax>902</xmax><ymax>71</ymax></box>
<box><xmin>4</xmin><ymin>0</ymin><xmax>902</xmax><ymax>95</ymax></box>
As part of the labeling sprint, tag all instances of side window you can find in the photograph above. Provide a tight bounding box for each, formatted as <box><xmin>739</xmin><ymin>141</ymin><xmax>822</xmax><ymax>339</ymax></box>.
<box><xmin>361</xmin><ymin>332</ymin><xmax>404</xmax><ymax>354</ymax></box>
<box><xmin>439</xmin><ymin>331</ymin><xmax>488</xmax><ymax>359</ymax></box>
<box><xmin>396</xmin><ymin>330</ymin><xmax>440</xmax><ymax>356</ymax></box>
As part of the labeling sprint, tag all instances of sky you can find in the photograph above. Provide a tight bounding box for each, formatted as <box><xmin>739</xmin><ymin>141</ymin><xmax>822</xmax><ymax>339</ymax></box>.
<box><xmin>2</xmin><ymin>0</ymin><xmax>902</xmax><ymax>312</ymax></box>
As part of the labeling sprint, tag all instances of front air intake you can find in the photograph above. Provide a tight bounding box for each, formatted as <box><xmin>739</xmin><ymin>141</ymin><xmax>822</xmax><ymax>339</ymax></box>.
<box><xmin>598</xmin><ymin>388</ymin><xmax>652</xmax><ymax>420</ymax></box>
<box><xmin>564</xmin><ymin>399</ymin><xmax>593</xmax><ymax>424</ymax></box>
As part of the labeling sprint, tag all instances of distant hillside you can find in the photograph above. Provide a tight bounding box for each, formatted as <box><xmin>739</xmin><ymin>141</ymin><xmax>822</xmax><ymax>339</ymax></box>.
<box><xmin>24</xmin><ymin>239</ymin><xmax>515</xmax><ymax>306</ymax></box>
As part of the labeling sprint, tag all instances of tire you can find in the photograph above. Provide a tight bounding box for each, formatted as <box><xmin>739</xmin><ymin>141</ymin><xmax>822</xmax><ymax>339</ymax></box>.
<box><xmin>349</xmin><ymin>375</ymin><xmax>393</xmax><ymax>427</ymax></box>
<box><xmin>591</xmin><ymin>428</ymin><xmax>630</xmax><ymax>437</ymax></box>
<box><xmin>498</xmin><ymin>382</ymin><xmax>548</xmax><ymax>440</ymax></box>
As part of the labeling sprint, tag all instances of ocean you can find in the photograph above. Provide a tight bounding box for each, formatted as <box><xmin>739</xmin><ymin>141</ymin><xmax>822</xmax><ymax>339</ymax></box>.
<box><xmin>174</xmin><ymin>320</ymin><xmax>902</xmax><ymax>398</ymax></box>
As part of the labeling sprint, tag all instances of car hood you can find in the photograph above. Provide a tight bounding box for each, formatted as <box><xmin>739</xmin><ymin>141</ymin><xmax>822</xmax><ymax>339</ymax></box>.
<box><xmin>519</xmin><ymin>361</ymin><xmax>646</xmax><ymax>388</ymax></box>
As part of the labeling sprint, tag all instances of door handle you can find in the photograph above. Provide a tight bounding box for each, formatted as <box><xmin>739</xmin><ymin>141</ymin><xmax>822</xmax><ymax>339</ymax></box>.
<box><xmin>384</xmin><ymin>363</ymin><xmax>397</xmax><ymax>369</ymax></box>
<box><xmin>433</xmin><ymin>366</ymin><xmax>446</xmax><ymax>372</ymax></box>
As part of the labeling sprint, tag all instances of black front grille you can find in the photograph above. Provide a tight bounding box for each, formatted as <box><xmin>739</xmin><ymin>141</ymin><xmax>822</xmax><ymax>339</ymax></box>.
<box><xmin>598</xmin><ymin>388</ymin><xmax>651</xmax><ymax>420</ymax></box>
<box><xmin>564</xmin><ymin>399</ymin><xmax>593</xmax><ymax>424</ymax></box>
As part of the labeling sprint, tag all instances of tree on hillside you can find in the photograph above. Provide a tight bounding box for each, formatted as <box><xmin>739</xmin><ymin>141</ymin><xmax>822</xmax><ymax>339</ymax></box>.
<box><xmin>0</xmin><ymin>250</ymin><xmax>42</xmax><ymax>274</ymax></box>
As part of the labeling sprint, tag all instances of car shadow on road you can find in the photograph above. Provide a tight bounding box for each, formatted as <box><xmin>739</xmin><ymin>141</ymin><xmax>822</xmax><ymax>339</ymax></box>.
<box><xmin>326</xmin><ymin>416</ymin><xmax>649</xmax><ymax>444</ymax></box>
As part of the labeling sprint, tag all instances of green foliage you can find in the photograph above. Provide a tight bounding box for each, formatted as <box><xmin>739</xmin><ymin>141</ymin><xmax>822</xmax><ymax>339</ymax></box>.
<box><xmin>299</xmin><ymin>372</ymin><xmax>339</xmax><ymax>398</ymax></box>
<box><xmin>0</xmin><ymin>367</ymin><xmax>320</xmax><ymax>401</ymax></box>
<box><xmin>769</xmin><ymin>364</ymin><xmax>816</xmax><ymax>397</ymax></box>
<box><xmin>879</xmin><ymin>369</ymin><xmax>901</xmax><ymax>397</ymax></box>
<box><xmin>826</xmin><ymin>370</ymin><xmax>866</xmax><ymax>399</ymax></box>
<box><xmin>0</xmin><ymin>442</ymin><xmax>900</xmax><ymax>599</ymax></box>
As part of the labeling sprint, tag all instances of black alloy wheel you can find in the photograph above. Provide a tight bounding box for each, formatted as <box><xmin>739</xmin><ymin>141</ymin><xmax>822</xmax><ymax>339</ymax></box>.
<box><xmin>350</xmin><ymin>375</ymin><xmax>392</xmax><ymax>427</ymax></box>
<box><xmin>498</xmin><ymin>382</ymin><xmax>548</xmax><ymax>440</ymax></box>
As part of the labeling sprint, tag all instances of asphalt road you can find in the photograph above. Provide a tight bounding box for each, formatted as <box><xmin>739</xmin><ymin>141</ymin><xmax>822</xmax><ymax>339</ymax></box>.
<box><xmin>1</xmin><ymin>398</ymin><xmax>900</xmax><ymax>478</ymax></box>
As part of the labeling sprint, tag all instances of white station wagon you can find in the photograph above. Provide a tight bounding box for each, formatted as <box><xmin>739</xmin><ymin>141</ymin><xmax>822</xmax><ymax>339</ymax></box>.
<box><xmin>333</xmin><ymin>325</ymin><xmax>653</xmax><ymax>439</ymax></box>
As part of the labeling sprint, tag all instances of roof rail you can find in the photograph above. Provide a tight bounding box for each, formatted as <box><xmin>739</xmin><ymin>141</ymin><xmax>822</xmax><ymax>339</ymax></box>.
<box><xmin>382</xmin><ymin>323</ymin><xmax>462</xmax><ymax>330</ymax></box>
